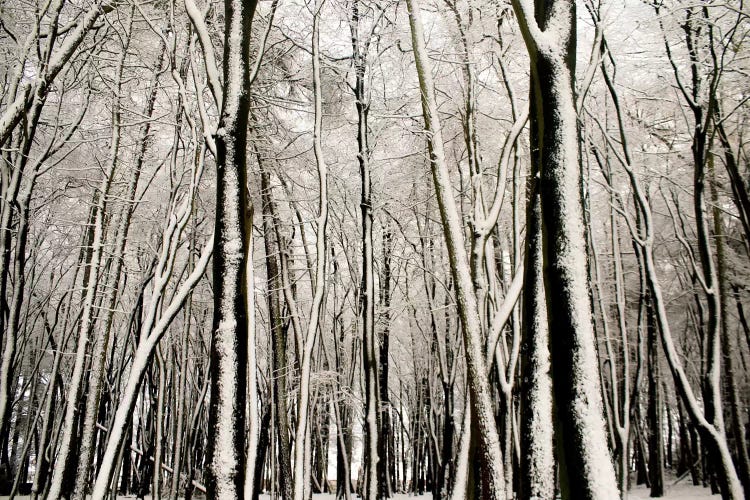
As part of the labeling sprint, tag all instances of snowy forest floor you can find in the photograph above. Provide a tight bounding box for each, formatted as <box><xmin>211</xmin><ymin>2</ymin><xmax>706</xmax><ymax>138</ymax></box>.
<box><xmin>256</xmin><ymin>483</ymin><xmax>722</xmax><ymax>500</ymax></box>
<box><xmin>0</xmin><ymin>480</ymin><xmax>721</xmax><ymax>500</ymax></box>
<box><xmin>628</xmin><ymin>481</ymin><xmax>721</xmax><ymax>499</ymax></box>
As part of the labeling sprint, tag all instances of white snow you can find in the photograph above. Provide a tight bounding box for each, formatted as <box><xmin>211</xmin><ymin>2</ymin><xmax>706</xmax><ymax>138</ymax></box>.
<box><xmin>627</xmin><ymin>481</ymin><xmax>721</xmax><ymax>499</ymax></box>
<box><xmin>0</xmin><ymin>483</ymin><xmax>720</xmax><ymax>500</ymax></box>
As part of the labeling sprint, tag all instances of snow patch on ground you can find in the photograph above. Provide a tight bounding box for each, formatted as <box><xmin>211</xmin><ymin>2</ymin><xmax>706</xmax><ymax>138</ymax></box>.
<box><xmin>627</xmin><ymin>481</ymin><xmax>721</xmax><ymax>499</ymax></box>
<box><xmin>0</xmin><ymin>482</ymin><xmax>721</xmax><ymax>500</ymax></box>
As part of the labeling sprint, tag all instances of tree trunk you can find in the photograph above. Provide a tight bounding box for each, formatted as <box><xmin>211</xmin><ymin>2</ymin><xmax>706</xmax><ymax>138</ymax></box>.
<box><xmin>647</xmin><ymin>292</ymin><xmax>665</xmax><ymax>497</ymax></box>
<box><xmin>291</xmin><ymin>5</ymin><xmax>329</xmax><ymax>496</ymax></box>
<box><xmin>518</xmin><ymin>85</ymin><xmax>555</xmax><ymax>500</ymax></box>
<box><xmin>202</xmin><ymin>0</ymin><xmax>259</xmax><ymax>493</ymax></box>
<box><xmin>406</xmin><ymin>0</ymin><xmax>505</xmax><ymax>497</ymax></box>
<box><xmin>512</xmin><ymin>0</ymin><xmax>619</xmax><ymax>497</ymax></box>
<box><xmin>379</xmin><ymin>227</ymin><xmax>394</xmax><ymax>498</ymax></box>
<box><xmin>349</xmin><ymin>1</ymin><xmax>380</xmax><ymax>497</ymax></box>
<box><xmin>258</xmin><ymin>156</ymin><xmax>294</xmax><ymax>500</ymax></box>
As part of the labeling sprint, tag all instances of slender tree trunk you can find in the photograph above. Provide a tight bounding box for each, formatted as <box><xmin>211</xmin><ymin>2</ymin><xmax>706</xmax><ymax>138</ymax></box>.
<box><xmin>257</xmin><ymin>157</ymin><xmax>293</xmax><ymax>500</ymax></box>
<box><xmin>406</xmin><ymin>0</ymin><xmax>505</xmax><ymax>497</ymax></box>
<box><xmin>291</xmin><ymin>4</ymin><xmax>329</xmax><ymax>496</ymax></box>
<box><xmin>349</xmin><ymin>1</ymin><xmax>380</xmax><ymax>496</ymax></box>
<box><xmin>152</xmin><ymin>349</ymin><xmax>166</xmax><ymax>499</ymax></box>
<box><xmin>647</xmin><ymin>292</ymin><xmax>665</xmax><ymax>497</ymax></box>
<box><xmin>378</xmin><ymin>227</ymin><xmax>394</xmax><ymax>498</ymax></box>
<box><xmin>170</xmin><ymin>283</ymin><xmax>192</xmax><ymax>500</ymax></box>
<box><xmin>518</xmin><ymin>86</ymin><xmax>555</xmax><ymax>500</ymax></box>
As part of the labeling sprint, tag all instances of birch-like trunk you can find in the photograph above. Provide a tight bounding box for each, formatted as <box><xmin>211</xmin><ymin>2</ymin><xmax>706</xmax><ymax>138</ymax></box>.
<box><xmin>292</xmin><ymin>1</ymin><xmax>329</xmax><ymax>496</ymax></box>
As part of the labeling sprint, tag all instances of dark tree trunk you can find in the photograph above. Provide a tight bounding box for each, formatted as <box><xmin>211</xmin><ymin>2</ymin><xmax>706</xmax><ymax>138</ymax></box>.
<box><xmin>253</xmin><ymin>404</ymin><xmax>271</xmax><ymax>500</ymax></box>
<box><xmin>258</xmin><ymin>159</ymin><xmax>294</xmax><ymax>500</ymax></box>
<box><xmin>205</xmin><ymin>0</ymin><xmax>258</xmax><ymax>496</ymax></box>
<box><xmin>647</xmin><ymin>292</ymin><xmax>665</xmax><ymax>497</ymax></box>
<box><xmin>378</xmin><ymin>227</ymin><xmax>393</xmax><ymax>498</ymax></box>
<box><xmin>514</xmin><ymin>0</ymin><xmax>619</xmax><ymax>497</ymax></box>
<box><xmin>519</xmin><ymin>64</ymin><xmax>555</xmax><ymax>500</ymax></box>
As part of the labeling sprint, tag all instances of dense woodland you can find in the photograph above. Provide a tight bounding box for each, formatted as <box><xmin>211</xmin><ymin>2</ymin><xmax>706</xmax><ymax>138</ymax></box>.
<box><xmin>0</xmin><ymin>0</ymin><xmax>748</xmax><ymax>498</ymax></box>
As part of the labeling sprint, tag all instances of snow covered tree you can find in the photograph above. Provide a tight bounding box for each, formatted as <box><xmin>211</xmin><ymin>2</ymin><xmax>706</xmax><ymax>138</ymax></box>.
<box><xmin>204</xmin><ymin>0</ymin><xmax>258</xmax><ymax>495</ymax></box>
<box><xmin>511</xmin><ymin>0</ymin><xmax>619</xmax><ymax>497</ymax></box>
<box><xmin>0</xmin><ymin>0</ymin><xmax>748</xmax><ymax>497</ymax></box>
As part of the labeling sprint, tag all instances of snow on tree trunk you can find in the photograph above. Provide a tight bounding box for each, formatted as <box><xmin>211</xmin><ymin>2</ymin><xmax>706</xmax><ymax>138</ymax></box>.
<box><xmin>511</xmin><ymin>0</ymin><xmax>619</xmax><ymax>497</ymax></box>
<box><xmin>205</xmin><ymin>0</ymin><xmax>257</xmax><ymax>496</ymax></box>
<box><xmin>519</xmin><ymin>95</ymin><xmax>555</xmax><ymax>500</ymax></box>
<box><xmin>405</xmin><ymin>0</ymin><xmax>505</xmax><ymax>497</ymax></box>
<box><xmin>292</xmin><ymin>1</ymin><xmax>329</xmax><ymax>496</ymax></box>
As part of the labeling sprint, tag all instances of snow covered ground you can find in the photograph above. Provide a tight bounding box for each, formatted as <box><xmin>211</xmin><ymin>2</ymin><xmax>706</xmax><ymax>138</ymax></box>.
<box><xmin>627</xmin><ymin>481</ymin><xmax>721</xmax><ymax>499</ymax></box>
<box><xmin>0</xmin><ymin>482</ymin><xmax>722</xmax><ymax>499</ymax></box>
<box><xmin>254</xmin><ymin>483</ymin><xmax>722</xmax><ymax>500</ymax></box>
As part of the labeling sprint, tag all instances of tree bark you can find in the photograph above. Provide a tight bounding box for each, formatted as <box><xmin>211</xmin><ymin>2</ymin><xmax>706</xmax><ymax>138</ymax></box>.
<box><xmin>647</xmin><ymin>292</ymin><xmax>665</xmax><ymax>497</ymax></box>
<box><xmin>519</xmin><ymin>83</ymin><xmax>555</xmax><ymax>500</ymax></box>
<box><xmin>511</xmin><ymin>0</ymin><xmax>619</xmax><ymax>497</ymax></box>
<box><xmin>257</xmin><ymin>155</ymin><xmax>293</xmax><ymax>500</ymax></box>
<box><xmin>349</xmin><ymin>0</ymin><xmax>380</xmax><ymax>496</ymax></box>
<box><xmin>203</xmin><ymin>0</ymin><xmax>258</xmax><ymax>495</ymax></box>
<box><xmin>406</xmin><ymin>0</ymin><xmax>505</xmax><ymax>497</ymax></box>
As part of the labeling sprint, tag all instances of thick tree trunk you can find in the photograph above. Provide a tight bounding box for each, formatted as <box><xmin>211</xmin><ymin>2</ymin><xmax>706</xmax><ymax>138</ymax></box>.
<box><xmin>203</xmin><ymin>0</ymin><xmax>258</xmax><ymax>495</ymax></box>
<box><xmin>512</xmin><ymin>0</ymin><xmax>619</xmax><ymax>497</ymax></box>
